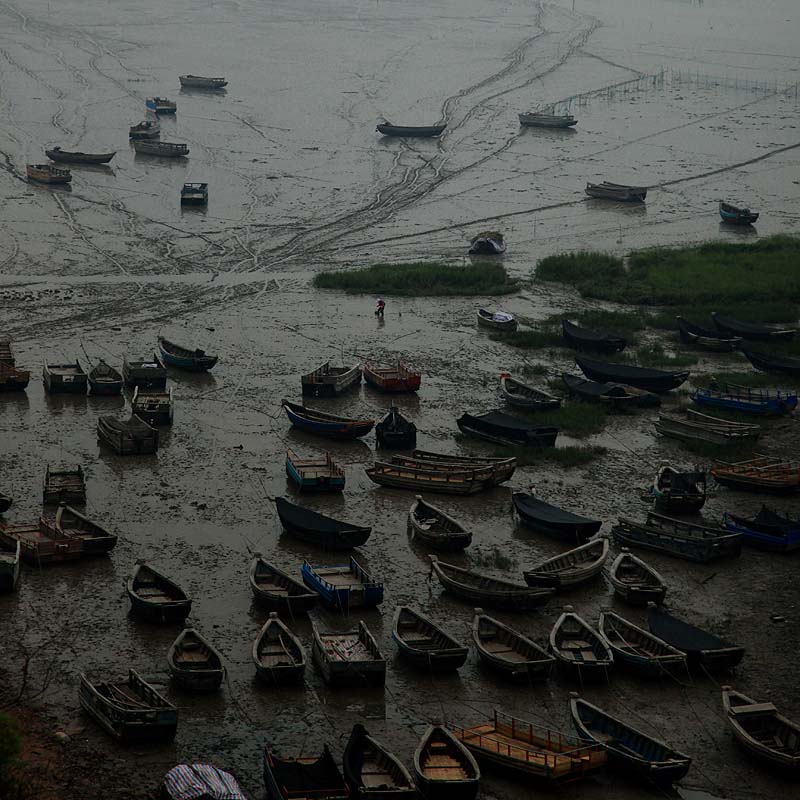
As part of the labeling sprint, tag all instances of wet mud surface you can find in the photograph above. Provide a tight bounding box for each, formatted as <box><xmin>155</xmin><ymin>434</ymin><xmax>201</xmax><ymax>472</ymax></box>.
<box><xmin>1</xmin><ymin>0</ymin><xmax>799</xmax><ymax>798</ymax></box>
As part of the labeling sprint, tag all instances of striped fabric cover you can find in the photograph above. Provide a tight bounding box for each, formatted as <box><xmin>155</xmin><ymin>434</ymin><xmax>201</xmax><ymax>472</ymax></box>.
<box><xmin>162</xmin><ymin>764</ymin><xmax>247</xmax><ymax>800</ymax></box>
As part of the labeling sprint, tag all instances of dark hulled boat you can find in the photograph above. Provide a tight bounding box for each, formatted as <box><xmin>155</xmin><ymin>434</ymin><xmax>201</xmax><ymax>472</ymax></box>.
<box><xmin>562</xmin><ymin>319</ymin><xmax>626</xmax><ymax>353</ymax></box>
<box><xmin>249</xmin><ymin>556</ymin><xmax>318</xmax><ymax>612</ymax></box>
<box><xmin>676</xmin><ymin>317</ymin><xmax>741</xmax><ymax>352</ymax></box>
<box><xmin>512</xmin><ymin>491</ymin><xmax>601</xmax><ymax>542</ymax></box>
<box><xmin>562</xmin><ymin>373</ymin><xmax>660</xmax><ymax>409</ymax></box>
<box><xmin>88</xmin><ymin>360</ymin><xmax>123</xmax><ymax>395</ymax></box>
<box><xmin>719</xmin><ymin>201</ymin><xmax>759</xmax><ymax>225</ymax></box>
<box><xmin>712</xmin><ymin>312</ymin><xmax>794</xmax><ymax>341</ymax></box>
<box><xmin>375</xmin><ymin>406</ymin><xmax>417</xmax><ymax>449</ymax></box>
<box><xmin>605</xmin><ymin>549</ymin><xmax>666</xmax><ymax>605</ymax></box>
<box><xmin>457</xmin><ymin>410</ymin><xmax>558</xmax><ymax>447</ymax></box>
<box><xmin>343</xmin><ymin>723</ymin><xmax>416</xmax><ymax>799</ymax></box>
<box><xmin>575</xmin><ymin>356</ymin><xmax>689</xmax><ymax>393</ymax></box>
<box><xmin>742</xmin><ymin>348</ymin><xmax>800</xmax><ymax>376</ymax></box>
<box><xmin>598</xmin><ymin>611</ymin><xmax>686</xmax><ymax>677</ymax></box>
<box><xmin>301</xmin><ymin>557</ymin><xmax>383</xmax><ymax>611</ymax></box>
<box><xmin>722</xmin><ymin>506</ymin><xmax>800</xmax><ymax>552</ymax></box>
<box><xmin>158</xmin><ymin>337</ymin><xmax>217</xmax><ymax>371</ymax></box>
<box><xmin>408</xmin><ymin>495</ymin><xmax>472</xmax><ymax>551</ymax></box>
<box><xmin>499</xmin><ymin>374</ymin><xmax>560</xmax><ymax>411</ymax></box>
<box><xmin>413</xmin><ymin>725</ymin><xmax>480</xmax><ymax>800</ymax></box>
<box><xmin>392</xmin><ymin>606</ymin><xmax>468</xmax><ymax>671</ymax></box>
<box><xmin>549</xmin><ymin>610</ymin><xmax>613</xmax><ymax>682</ymax></box>
<box><xmin>275</xmin><ymin>496</ymin><xmax>371</xmax><ymax>549</ymax></box>
<box><xmin>312</xmin><ymin>622</ymin><xmax>386</xmax><ymax>688</ymax></box>
<box><xmin>0</xmin><ymin>539</ymin><xmax>20</xmax><ymax>593</ymax></box>
<box><xmin>523</xmin><ymin>537</ymin><xmax>609</xmax><ymax>589</ymax></box>
<box><xmin>43</xmin><ymin>464</ymin><xmax>86</xmax><ymax>505</ymax></box>
<box><xmin>43</xmin><ymin>360</ymin><xmax>87</xmax><ymax>394</ymax></box>
<box><xmin>167</xmin><ymin>628</ymin><xmax>224</xmax><ymax>692</ymax></box>
<box><xmin>123</xmin><ymin>354</ymin><xmax>167</xmax><ymax>390</ymax></box>
<box><xmin>377</xmin><ymin>122</ymin><xmax>446</xmax><ymax>137</ymax></box>
<box><xmin>263</xmin><ymin>744</ymin><xmax>348</xmax><ymax>800</ymax></box>
<box><xmin>45</xmin><ymin>146</ymin><xmax>115</xmax><ymax>164</ymax></box>
<box><xmin>0</xmin><ymin>363</ymin><xmax>30</xmax><ymax>391</ymax></box>
<box><xmin>282</xmin><ymin>399</ymin><xmax>375</xmax><ymax>439</ymax></box>
<box><xmin>650</xmin><ymin>466</ymin><xmax>706</xmax><ymax>514</ymax></box>
<box><xmin>691</xmin><ymin>381</ymin><xmax>797</xmax><ymax>415</ymax></box>
<box><xmin>98</xmin><ymin>415</ymin><xmax>159</xmax><ymax>455</ymax></box>
<box><xmin>127</xmin><ymin>562</ymin><xmax>191</xmax><ymax>621</ymax></box>
<box><xmin>252</xmin><ymin>612</ymin><xmax>306</xmax><ymax>685</ymax></box>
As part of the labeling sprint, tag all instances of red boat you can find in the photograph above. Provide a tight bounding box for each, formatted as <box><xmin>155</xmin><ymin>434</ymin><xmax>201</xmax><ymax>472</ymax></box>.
<box><xmin>363</xmin><ymin>362</ymin><xmax>421</xmax><ymax>393</ymax></box>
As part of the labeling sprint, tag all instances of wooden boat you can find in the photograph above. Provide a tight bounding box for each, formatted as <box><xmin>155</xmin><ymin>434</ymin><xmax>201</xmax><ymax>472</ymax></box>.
<box><xmin>363</xmin><ymin>362</ymin><xmax>421</xmax><ymax>393</ymax></box>
<box><xmin>523</xmin><ymin>536</ymin><xmax>609</xmax><ymax>589</ymax></box>
<box><xmin>712</xmin><ymin>312</ymin><xmax>795</xmax><ymax>341</ymax></box>
<box><xmin>0</xmin><ymin>493</ymin><xmax>11</xmax><ymax>514</ymax></box>
<box><xmin>127</xmin><ymin>562</ymin><xmax>191</xmax><ymax>621</ymax></box>
<box><xmin>45</xmin><ymin>146</ymin><xmax>115</xmax><ymax>164</ymax></box>
<box><xmin>711</xmin><ymin>457</ymin><xmax>800</xmax><ymax>494</ymax></box>
<box><xmin>477</xmin><ymin>308</ymin><xmax>516</xmax><ymax>331</ymax></box>
<box><xmin>742</xmin><ymin>347</ymin><xmax>800</xmax><ymax>376</ymax></box>
<box><xmin>98</xmin><ymin>415</ymin><xmax>159</xmax><ymax>455</ymax></box>
<box><xmin>519</xmin><ymin>111</ymin><xmax>577</xmax><ymax>128</ymax></box>
<box><xmin>654</xmin><ymin>410</ymin><xmax>760</xmax><ymax>447</ymax></box>
<box><xmin>79</xmin><ymin>669</ymin><xmax>177</xmax><ymax>742</ymax></box>
<box><xmin>301</xmin><ymin>557</ymin><xmax>383</xmax><ymax>610</ymax></box>
<box><xmin>598</xmin><ymin>611</ymin><xmax>685</xmax><ymax>677</ymax></box>
<box><xmin>605</xmin><ymin>549</ymin><xmax>666</xmax><ymax>605</ymax></box>
<box><xmin>585</xmin><ymin>181</ymin><xmax>647</xmax><ymax>201</ymax></box>
<box><xmin>512</xmin><ymin>491</ymin><xmax>601</xmax><ymax>543</ymax></box>
<box><xmin>376</xmin><ymin>406</ymin><xmax>417</xmax><ymax>449</ymax></box>
<box><xmin>457</xmin><ymin>410</ymin><xmax>558</xmax><ymax>448</ymax></box>
<box><xmin>263</xmin><ymin>743</ymin><xmax>349</xmax><ymax>800</ymax></box>
<box><xmin>343</xmin><ymin>723</ymin><xmax>416</xmax><ymax>799</ymax></box>
<box><xmin>133</xmin><ymin>140</ymin><xmax>189</xmax><ymax>157</ymax></box>
<box><xmin>311</xmin><ymin>621</ymin><xmax>386</xmax><ymax>687</ymax></box>
<box><xmin>562</xmin><ymin>373</ymin><xmax>660</xmax><ymax>410</ymax></box>
<box><xmin>0</xmin><ymin>521</ymin><xmax>82</xmax><ymax>564</ymax></box>
<box><xmin>43</xmin><ymin>360</ymin><xmax>87</xmax><ymax>394</ymax></box>
<box><xmin>549</xmin><ymin>610</ymin><xmax>613</xmax><ymax>681</ymax></box>
<box><xmin>132</xmin><ymin>386</ymin><xmax>173</xmax><ymax>426</ymax></box>
<box><xmin>249</xmin><ymin>556</ymin><xmax>318</xmax><ymax>612</ymax></box>
<box><xmin>146</xmin><ymin>96</ymin><xmax>177</xmax><ymax>114</ymax></box>
<box><xmin>648</xmin><ymin>606</ymin><xmax>745</xmax><ymax>673</ymax></box>
<box><xmin>394</xmin><ymin>453</ymin><xmax>516</xmax><ymax>486</ymax></box>
<box><xmin>722</xmin><ymin>687</ymin><xmax>800</xmax><ymax>771</ymax></box>
<box><xmin>161</xmin><ymin>765</ymin><xmax>246</xmax><ymax>799</ymax></box>
<box><xmin>43</xmin><ymin>464</ymin><xmax>86</xmax><ymax>505</ymax></box>
<box><xmin>650</xmin><ymin>465</ymin><xmax>706</xmax><ymax>514</ymax></box>
<box><xmin>676</xmin><ymin>317</ymin><xmax>741</xmax><ymax>352</ymax></box>
<box><xmin>286</xmin><ymin>449</ymin><xmax>344</xmax><ymax>491</ymax></box>
<box><xmin>723</xmin><ymin>505</ymin><xmax>800</xmax><ymax>552</ymax></box>
<box><xmin>0</xmin><ymin>539</ymin><xmax>21</xmax><ymax>592</ymax></box>
<box><xmin>129</xmin><ymin>120</ymin><xmax>160</xmax><ymax>139</ymax></box>
<box><xmin>499</xmin><ymin>373</ymin><xmax>560</xmax><ymax>411</ymax></box>
<box><xmin>562</xmin><ymin>320</ymin><xmax>626</xmax><ymax>353</ymax></box>
<box><xmin>275</xmin><ymin>496</ymin><xmax>371</xmax><ymax>549</ymax></box>
<box><xmin>167</xmin><ymin>627</ymin><xmax>224</xmax><ymax>692</ymax></box>
<box><xmin>429</xmin><ymin>555</ymin><xmax>553</xmax><ymax>610</ymax></box>
<box><xmin>570</xmin><ymin>696</ymin><xmax>691</xmax><ymax>784</ymax></box>
<box><xmin>301</xmin><ymin>361</ymin><xmax>361</xmax><ymax>397</ymax></box>
<box><xmin>449</xmin><ymin>710</ymin><xmax>607</xmax><ymax>783</ymax></box>
<box><xmin>472</xmin><ymin>610</ymin><xmax>554</xmax><ymax>682</ymax></box>
<box><xmin>575</xmin><ymin>356</ymin><xmax>689</xmax><ymax>393</ymax></box>
<box><xmin>123</xmin><ymin>354</ymin><xmax>167</xmax><ymax>390</ymax></box>
<box><xmin>282</xmin><ymin>399</ymin><xmax>375</xmax><ymax>439</ymax></box>
<box><xmin>0</xmin><ymin>363</ymin><xmax>30</xmax><ymax>391</ymax></box>
<box><xmin>392</xmin><ymin>606</ymin><xmax>468</xmax><ymax>671</ymax></box>
<box><xmin>719</xmin><ymin>201</ymin><xmax>759</xmax><ymax>225</ymax></box>
<box><xmin>88</xmin><ymin>360</ymin><xmax>123</xmax><ymax>395</ymax></box>
<box><xmin>41</xmin><ymin>504</ymin><xmax>117</xmax><ymax>555</ymax></box>
<box><xmin>27</xmin><ymin>163</ymin><xmax>72</xmax><ymax>183</ymax></box>
<box><xmin>413</xmin><ymin>725</ymin><xmax>480</xmax><ymax>800</ymax></box>
<box><xmin>366</xmin><ymin>462</ymin><xmax>498</xmax><ymax>495</ymax></box>
<box><xmin>157</xmin><ymin>337</ymin><xmax>217</xmax><ymax>372</ymax></box>
<box><xmin>691</xmin><ymin>381</ymin><xmax>797</xmax><ymax>416</ymax></box>
<box><xmin>376</xmin><ymin>122</ymin><xmax>445</xmax><ymax>137</ymax></box>
<box><xmin>179</xmin><ymin>74</ymin><xmax>228</xmax><ymax>89</ymax></box>
<box><xmin>0</xmin><ymin>340</ymin><xmax>15</xmax><ymax>365</ymax></box>
<box><xmin>180</xmin><ymin>182</ymin><xmax>208</xmax><ymax>205</ymax></box>
<box><xmin>612</xmin><ymin>512</ymin><xmax>742</xmax><ymax>562</ymax></box>
<box><xmin>252</xmin><ymin>612</ymin><xmax>306</xmax><ymax>685</ymax></box>
<box><xmin>469</xmin><ymin>231</ymin><xmax>506</xmax><ymax>255</ymax></box>
<box><xmin>408</xmin><ymin>496</ymin><xmax>472</xmax><ymax>551</ymax></box>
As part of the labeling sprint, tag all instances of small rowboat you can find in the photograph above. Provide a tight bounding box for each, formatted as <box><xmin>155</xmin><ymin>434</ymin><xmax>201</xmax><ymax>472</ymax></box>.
<box><xmin>719</xmin><ymin>201</ymin><xmax>759</xmax><ymax>225</ymax></box>
<box><xmin>41</xmin><ymin>504</ymin><xmax>117</xmax><ymax>555</ymax></box>
<box><xmin>0</xmin><ymin>522</ymin><xmax>82</xmax><ymax>564</ymax></box>
<box><xmin>711</xmin><ymin>457</ymin><xmax>800</xmax><ymax>494</ymax></box>
<box><xmin>549</xmin><ymin>609</ymin><xmax>613</xmax><ymax>681</ymax></box>
<box><xmin>301</xmin><ymin>362</ymin><xmax>361</xmax><ymax>397</ymax></box>
<box><xmin>523</xmin><ymin>536</ymin><xmax>609</xmax><ymax>589</ymax></box>
<box><xmin>712</xmin><ymin>312</ymin><xmax>795</xmax><ymax>341</ymax></box>
<box><xmin>512</xmin><ymin>491</ymin><xmax>601</xmax><ymax>543</ymax></box>
<box><xmin>129</xmin><ymin>120</ymin><xmax>160</xmax><ymax>139</ymax></box>
<box><xmin>282</xmin><ymin>399</ymin><xmax>375</xmax><ymax>439</ymax></box>
<box><xmin>43</xmin><ymin>464</ymin><xmax>86</xmax><ymax>505</ymax></box>
<box><xmin>575</xmin><ymin>356</ymin><xmax>689</xmax><ymax>393</ymax></box>
<box><xmin>146</xmin><ymin>96</ymin><xmax>177</xmax><ymax>114</ymax></box>
<box><xmin>408</xmin><ymin>495</ymin><xmax>472</xmax><ymax>551</ymax></box>
<box><xmin>263</xmin><ymin>744</ymin><xmax>348</xmax><ymax>800</ymax></box>
<box><xmin>562</xmin><ymin>320</ymin><xmax>626</xmax><ymax>353</ymax></box>
<box><xmin>477</xmin><ymin>308</ymin><xmax>516</xmax><ymax>331</ymax></box>
<box><xmin>0</xmin><ymin>363</ymin><xmax>30</xmax><ymax>391</ymax></box>
<box><xmin>472</xmin><ymin>609</ymin><xmax>554</xmax><ymax>682</ymax></box>
<box><xmin>469</xmin><ymin>231</ymin><xmax>506</xmax><ymax>255</ymax></box>
<box><xmin>562</xmin><ymin>373</ymin><xmax>660</xmax><ymax>410</ymax></box>
<box><xmin>167</xmin><ymin>627</ymin><xmax>224</xmax><ymax>692</ymax></box>
<box><xmin>158</xmin><ymin>337</ymin><xmax>217</xmax><ymax>371</ymax></box>
<box><xmin>457</xmin><ymin>410</ymin><xmax>558</xmax><ymax>448</ymax></box>
<box><xmin>376</xmin><ymin>122</ymin><xmax>445</xmax><ymax>137</ymax></box>
<box><xmin>132</xmin><ymin>387</ymin><xmax>173</xmax><ymax>426</ymax></box>
<box><xmin>570</xmin><ymin>696</ymin><xmax>691</xmax><ymax>784</ymax></box>
<box><xmin>301</xmin><ymin>557</ymin><xmax>383</xmax><ymax>611</ymax></box>
<box><xmin>722</xmin><ymin>686</ymin><xmax>800</xmax><ymax>772</ymax></box>
<box><xmin>88</xmin><ymin>360</ymin><xmax>123</xmax><ymax>395</ymax></box>
<box><xmin>43</xmin><ymin>361</ymin><xmax>87</xmax><ymax>394</ymax></box>
<box><xmin>311</xmin><ymin>621</ymin><xmax>386</xmax><ymax>688</ymax></box>
<box><xmin>366</xmin><ymin>462</ymin><xmax>497</xmax><ymax>495</ymax></box>
<box><xmin>429</xmin><ymin>555</ymin><xmax>554</xmax><ymax>610</ymax></box>
<box><xmin>650</xmin><ymin>465</ymin><xmax>706</xmax><ymax>514</ymax></box>
<box><xmin>519</xmin><ymin>111</ymin><xmax>577</xmax><ymax>128</ymax></box>
<box><xmin>249</xmin><ymin>556</ymin><xmax>318</xmax><ymax>613</ymax></box>
<box><xmin>180</xmin><ymin>182</ymin><xmax>208</xmax><ymax>205</ymax></box>
<box><xmin>375</xmin><ymin>406</ymin><xmax>416</xmax><ymax>449</ymax></box>
<box><xmin>654</xmin><ymin>410</ymin><xmax>760</xmax><ymax>447</ymax></box>
<box><xmin>585</xmin><ymin>181</ymin><xmax>647</xmax><ymax>201</ymax></box>
<box><xmin>395</xmin><ymin>453</ymin><xmax>516</xmax><ymax>485</ymax></box>
<box><xmin>45</xmin><ymin>147</ymin><xmax>115</xmax><ymax>164</ymax></box>
<box><xmin>97</xmin><ymin>415</ymin><xmax>159</xmax><ymax>455</ymax></box>
<box><xmin>343</xmin><ymin>723</ymin><xmax>416</xmax><ymax>799</ymax></box>
<box><xmin>392</xmin><ymin>606</ymin><xmax>468</xmax><ymax>671</ymax></box>
<box><xmin>27</xmin><ymin>163</ymin><xmax>72</xmax><ymax>184</ymax></box>
<box><xmin>598</xmin><ymin>611</ymin><xmax>686</xmax><ymax>677</ymax></box>
<box><xmin>286</xmin><ymin>449</ymin><xmax>345</xmax><ymax>492</ymax></box>
<box><xmin>179</xmin><ymin>75</ymin><xmax>228</xmax><ymax>89</ymax></box>
<box><xmin>691</xmin><ymin>381</ymin><xmax>797</xmax><ymax>415</ymax></box>
<box><xmin>133</xmin><ymin>140</ymin><xmax>188</xmax><ymax>157</ymax></box>
<box><xmin>127</xmin><ymin>562</ymin><xmax>191</xmax><ymax>621</ymax></box>
<box><xmin>0</xmin><ymin>539</ymin><xmax>21</xmax><ymax>592</ymax></box>
<box><xmin>363</xmin><ymin>362</ymin><xmax>421</xmax><ymax>393</ymax></box>
<box><xmin>499</xmin><ymin>373</ymin><xmax>560</xmax><ymax>411</ymax></box>
<box><xmin>742</xmin><ymin>347</ymin><xmax>800</xmax><ymax>376</ymax></box>
<box><xmin>605</xmin><ymin>549</ymin><xmax>666</xmax><ymax>605</ymax></box>
<box><xmin>252</xmin><ymin>612</ymin><xmax>306</xmax><ymax>685</ymax></box>
<box><xmin>413</xmin><ymin>725</ymin><xmax>480</xmax><ymax>800</ymax></box>
<box><xmin>676</xmin><ymin>317</ymin><xmax>741</xmax><ymax>352</ymax></box>
<box><xmin>275</xmin><ymin>496</ymin><xmax>371</xmax><ymax>549</ymax></box>
<box><xmin>123</xmin><ymin>354</ymin><xmax>167</xmax><ymax>389</ymax></box>
<box><xmin>722</xmin><ymin>505</ymin><xmax>800</xmax><ymax>552</ymax></box>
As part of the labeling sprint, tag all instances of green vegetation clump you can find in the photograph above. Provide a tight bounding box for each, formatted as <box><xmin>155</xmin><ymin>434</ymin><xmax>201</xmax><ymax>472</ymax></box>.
<box><xmin>525</xmin><ymin>402</ymin><xmax>607</xmax><ymax>438</ymax></box>
<box><xmin>536</xmin><ymin>252</ymin><xmax>624</xmax><ymax>288</ymax></box>
<box><xmin>313</xmin><ymin>262</ymin><xmax>518</xmax><ymax>296</ymax></box>
<box><xmin>573</xmin><ymin>309</ymin><xmax>648</xmax><ymax>335</ymax></box>
<box><xmin>624</xmin><ymin>343</ymin><xmax>698</xmax><ymax>368</ymax></box>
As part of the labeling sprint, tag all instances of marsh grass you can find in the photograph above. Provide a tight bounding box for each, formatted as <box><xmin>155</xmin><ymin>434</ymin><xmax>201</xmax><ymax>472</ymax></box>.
<box><xmin>619</xmin><ymin>343</ymin><xmax>699</xmax><ymax>368</ymax></box>
<box><xmin>470</xmin><ymin>546</ymin><xmax>517</xmax><ymax>571</ymax></box>
<box><xmin>517</xmin><ymin>402</ymin><xmax>607</xmax><ymax>438</ymax></box>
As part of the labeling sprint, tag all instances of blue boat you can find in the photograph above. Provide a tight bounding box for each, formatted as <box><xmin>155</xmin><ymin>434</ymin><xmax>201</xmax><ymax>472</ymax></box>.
<box><xmin>158</xmin><ymin>337</ymin><xmax>217</xmax><ymax>372</ymax></box>
<box><xmin>723</xmin><ymin>506</ymin><xmax>800</xmax><ymax>552</ymax></box>
<box><xmin>282</xmin><ymin>399</ymin><xmax>374</xmax><ymax>439</ymax></box>
<box><xmin>145</xmin><ymin>96</ymin><xmax>176</xmax><ymax>114</ymax></box>
<box><xmin>719</xmin><ymin>201</ymin><xmax>759</xmax><ymax>225</ymax></box>
<box><xmin>301</xmin><ymin>557</ymin><xmax>383</xmax><ymax>611</ymax></box>
<box><xmin>285</xmin><ymin>450</ymin><xmax>345</xmax><ymax>492</ymax></box>
<box><xmin>691</xmin><ymin>381</ymin><xmax>797</xmax><ymax>416</ymax></box>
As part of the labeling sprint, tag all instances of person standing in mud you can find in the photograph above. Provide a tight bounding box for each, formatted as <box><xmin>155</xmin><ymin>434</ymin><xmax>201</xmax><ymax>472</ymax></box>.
<box><xmin>375</xmin><ymin>297</ymin><xmax>386</xmax><ymax>317</ymax></box>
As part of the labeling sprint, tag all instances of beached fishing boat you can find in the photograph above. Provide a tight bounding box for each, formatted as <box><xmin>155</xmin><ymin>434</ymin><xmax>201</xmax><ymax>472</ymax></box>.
<box><xmin>712</xmin><ymin>312</ymin><xmax>795</xmax><ymax>341</ymax></box>
<box><xmin>719</xmin><ymin>201</ymin><xmax>759</xmax><ymax>225</ymax></box>
<box><xmin>0</xmin><ymin>494</ymin><xmax>11</xmax><ymax>514</ymax></box>
<box><xmin>512</xmin><ymin>491</ymin><xmax>601</xmax><ymax>542</ymax></box>
<box><xmin>132</xmin><ymin>387</ymin><xmax>173</xmax><ymax>426</ymax></box>
<box><xmin>648</xmin><ymin>605</ymin><xmax>744</xmax><ymax>673</ymax></box>
<box><xmin>179</xmin><ymin>74</ymin><xmax>228</xmax><ymax>89</ymax></box>
<box><xmin>469</xmin><ymin>231</ymin><xmax>506</xmax><ymax>255</ymax></box>
<box><xmin>123</xmin><ymin>354</ymin><xmax>167</xmax><ymax>390</ymax></box>
<box><xmin>88</xmin><ymin>360</ymin><xmax>123</xmax><ymax>395</ymax></box>
<box><xmin>43</xmin><ymin>361</ymin><xmax>87</xmax><ymax>394</ymax></box>
<box><xmin>562</xmin><ymin>373</ymin><xmax>660</xmax><ymax>410</ymax></box>
<box><xmin>691</xmin><ymin>381</ymin><xmax>797</xmax><ymax>415</ymax></box>
<box><xmin>711</xmin><ymin>457</ymin><xmax>800</xmax><ymax>494</ymax></box>
<box><xmin>167</xmin><ymin>628</ymin><xmax>224</xmax><ymax>692</ymax></box>
<box><xmin>585</xmin><ymin>181</ymin><xmax>647</xmax><ymax>201</ymax></box>
<box><xmin>612</xmin><ymin>512</ymin><xmax>742</xmax><ymax>562</ymax></box>
<box><xmin>413</xmin><ymin>725</ymin><xmax>480</xmax><ymax>800</ymax></box>
<box><xmin>0</xmin><ymin>363</ymin><xmax>30</xmax><ymax>391</ymax></box>
<box><xmin>523</xmin><ymin>536</ymin><xmax>609</xmax><ymax>589</ymax></box>
<box><xmin>133</xmin><ymin>140</ymin><xmax>189</xmax><ymax>157</ymax></box>
<box><xmin>723</xmin><ymin>506</ymin><xmax>800</xmax><ymax>552</ymax></box>
<box><xmin>742</xmin><ymin>348</ymin><xmax>800</xmax><ymax>376</ymax></box>
<box><xmin>457</xmin><ymin>410</ymin><xmax>558</xmax><ymax>448</ymax></box>
<box><xmin>477</xmin><ymin>308</ymin><xmax>516</xmax><ymax>331</ymax></box>
<box><xmin>519</xmin><ymin>111</ymin><xmax>577</xmax><ymax>128</ymax></box>
<box><xmin>282</xmin><ymin>399</ymin><xmax>375</xmax><ymax>439</ymax></box>
<box><xmin>654</xmin><ymin>410</ymin><xmax>760</xmax><ymax>447</ymax></box>
<box><xmin>275</xmin><ymin>496</ymin><xmax>371</xmax><ymax>549</ymax></box>
<box><xmin>499</xmin><ymin>374</ymin><xmax>560</xmax><ymax>411</ymax></box>
<box><xmin>408</xmin><ymin>496</ymin><xmax>472</xmax><ymax>551</ymax></box>
<box><xmin>472</xmin><ymin>610</ymin><xmax>554</xmax><ymax>682</ymax></box>
<box><xmin>27</xmin><ymin>163</ymin><xmax>72</xmax><ymax>184</ymax></box>
<box><xmin>366</xmin><ymin>462</ymin><xmax>496</xmax><ymax>495</ymax></box>
<box><xmin>575</xmin><ymin>356</ymin><xmax>689</xmax><ymax>392</ymax></box>
<box><xmin>676</xmin><ymin>317</ymin><xmax>741</xmax><ymax>352</ymax></box>
<box><xmin>97</xmin><ymin>415</ymin><xmax>158</xmax><ymax>455</ymax></box>
<box><xmin>570</xmin><ymin>696</ymin><xmax>691</xmax><ymax>783</ymax></box>
<box><xmin>650</xmin><ymin>465</ymin><xmax>706</xmax><ymax>514</ymax></box>
<box><xmin>598</xmin><ymin>611</ymin><xmax>686</xmax><ymax>677</ymax></box>
<box><xmin>146</xmin><ymin>96</ymin><xmax>177</xmax><ymax>114</ymax></box>
<box><xmin>252</xmin><ymin>612</ymin><xmax>306</xmax><ymax>685</ymax></box>
<box><xmin>395</xmin><ymin>453</ymin><xmax>516</xmax><ymax>485</ymax></box>
<box><xmin>180</xmin><ymin>182</ymin><xmax>208</xmax><ymax>205</ymax></box>
<box><xmin>285</xmin><ymin>449</ymin><xmax>345</xmax><ymax>492</ymax></box>
<box><xmin>392</xmin><ymin>606</ymin><xmax>468</xmax><ymax>671</ymax></box>
<box><xmin>311</xmin><ymin>621</ymin><xmax>386</xmax><ymax>687</ymax></box>
<box><xmin>249</xmin><ymin>556</ymin><xmax>318</xmax><ymax>612</ymax></box>
<box><xmin>549</xmin><ymin>609</ymin><xmax>613</xmax><ymax>682</ymax></box>
<box><xmin>43</xmin><ymin>464</ymin><xmax>86</xmax><ymax>505</ymax></box>
<box><xmin>375</xmin><ymin>406</ymin><xmax>417</xmax><ymax>449</ymax></box>
<box><xmin>45</xmin><ymin>147</ymin><xmax>115</xmax><ymax>164</ymax></box>
<box><xmin>562</xmin><ymin>320</ymin><xmax>626</xmax><ymax>353</ymax></box>
<box><xmin>263</xmin><ymin>743</ymin><xmax>349</xmax><ymax>800</ymax></box>
<box><xmin>363</xmin><ymin>362</ymin><xmax>421</xmax><ymax>393</ymax></box>
<box><xmin>79</xmin><ymin>669</ymin><xmax>177</xmax><ymax>742</ymax></box>
<box><xmin>157</xmin><ymin>337</ymin><xmax>217</xmax><ymax>371</ymax></box>
<box><xmin>605</xmin><ymin>549</ymin><xmax>666</xmax><ymax>605</ymax></box>
<box><xmin>302</xmin><ymin>557</ymin><xmax>383</xmax><ymax>611</ymax></box>
<box><xmin>343</xmin><ymin>724</ymin><xmax>416</xmax><ymax>800</ymax></box>
<box><xmin>42</xmin><ymin>504</ymin><xmax>117</xmax><ymax>555</ymax></box>
<box><xmin>429</xmin><ymin>555</ymin><xmax>553</xmax><ymax>610</ymax></box>
<box><xmin>722</xmin><ymin>687</ymin><xmax>800</xmax><ymax>771</ymax></box>
<box><xmin>301</xmin><ymin>362</ymin><xmax>361</xmax><ymax>397</ymax></box>
<box><xmin>376</xmin><ymin>122</ymin><xmax>446</xmax><ymax>137</ymax></box>
<box><xmin>127</xmin><ymin>562</ymin><xmax>191</xmax><ymax>621</ymax></box>
<box><xmin>161</xmin><ymin>765</ymin><xmax>246</xmax><ymax>800</ymax></box>
<box><xmin>0</xmin><ymin>522</ymin><xmax>82</xmax><ymax>564</ymax></box>
<box><xmin>129</xmin><ymin>120</ymin><xmax>160</xmax><ymax>139</ymax></box>
<box><xmin>0</xmin><ymin>539</ymin><xmax>20</xmax><ymax>593</ymax></box>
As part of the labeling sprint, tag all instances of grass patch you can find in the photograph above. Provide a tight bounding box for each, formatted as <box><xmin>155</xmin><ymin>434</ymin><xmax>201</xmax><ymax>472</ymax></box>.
<box><xmin>313</xmin><ymin>261</ymin><xmax>518</xmax><ymax>296</ymax></box>
<box><xmin>470</xmin><ymin>546</ymin><xmax>517</xmax><ymax>571</ymax></box>
<box><xmin>517</xmin><ymin>363</ymin><xmax>548</xmax><ymax>378</ymax></box>
<box><xmin>517</xmin><ymin>402</ymin><xmax>607</xmax><ymax>438</ymax></box>
<box><xmin>536</xmin><ymin>251</ymin><xmax>624</xmax><ymax>288</ymax></box>
<box><xmin>623</xmin><ymin>343</ymin><xmax>698</xmax><ymax>368</ymax></box>
<box><xmin>492</xmin><ymin>329</ymin><xmax>562</xmax><ymax>349</ymax></box>
<box><xmin>573</xmin><ymin>309</ymin><xmax>648</xmax><ymax>335</ymax></box>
